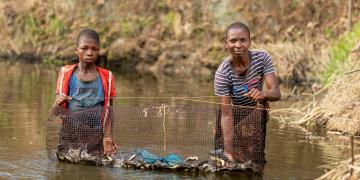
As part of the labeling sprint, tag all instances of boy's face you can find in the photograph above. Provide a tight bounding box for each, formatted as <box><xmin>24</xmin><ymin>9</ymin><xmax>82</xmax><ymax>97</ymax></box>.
<box><xmin>75</xmin><ymin>37</ymin><xmax>100</xmax><ymax>64</ymax></box>
<box><xmin>225</xmin><ymin>28</ymin><xmax>251</xmax><ymax>58</ymax></box>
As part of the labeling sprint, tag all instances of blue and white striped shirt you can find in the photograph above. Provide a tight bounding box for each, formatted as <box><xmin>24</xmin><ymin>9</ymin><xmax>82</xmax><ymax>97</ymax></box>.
<box><xmin>214</xmin><ymin>50</ymin><xmax>275</xmax><ymax>106</ymax></box>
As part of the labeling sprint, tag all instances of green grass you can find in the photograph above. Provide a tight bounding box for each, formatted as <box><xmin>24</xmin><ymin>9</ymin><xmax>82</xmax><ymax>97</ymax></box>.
<box><xmin>118</xmin><ymin>19</ymin><xmax>135</xmax><ymax>37</ymax></box>
<box><xmin>46</xmin><ymin>14</ymin><xmax>66</xmax><ymax>36</ymax></box>
<box><xmin>324</xmin><ymin>23</ymin><xmax>360</xmax><ymax>83</ymax></box>
<box><xmin>162</xmin><ymin>11</ymin><xmax>175</xmax><ymax>30</ymax></box>
<box><xmin>138</xmin><ymin>16</ymin><xmax>155</xmax><ymax>31</ymax></box>
<box><xmin>22</xmin><ymin>13</ymin><xmax>44</xmax><ymax>48</ymax></box>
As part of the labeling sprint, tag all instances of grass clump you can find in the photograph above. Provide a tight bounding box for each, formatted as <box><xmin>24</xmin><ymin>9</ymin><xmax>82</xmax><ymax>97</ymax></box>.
<box><xmin>325</xmin><ymin>23</ymin><xmax>360</xmax><ymax>83</ymax></box>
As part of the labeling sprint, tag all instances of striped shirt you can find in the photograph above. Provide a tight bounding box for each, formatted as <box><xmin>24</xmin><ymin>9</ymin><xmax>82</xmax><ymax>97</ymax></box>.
<box><xmin>214</xmin><ymin>50</ymin><xmax>275</xmax><ymax>106</ymax></box>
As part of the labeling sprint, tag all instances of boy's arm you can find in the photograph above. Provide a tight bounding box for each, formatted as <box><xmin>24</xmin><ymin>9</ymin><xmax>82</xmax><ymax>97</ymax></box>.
<box><xmin>53</xmin><ymin>93</ymin><xmax>72</xmax><ymax>107</ymax></box>
<box><xmin>103</xmin><ymin>98</ymin><xmax>118</xmax><ymax>156</ymax></box>
<box><xmin>53</xmin><ymin>67</ymin><xmax>72</xmax><ymax>107</ymax></box>
<box><xmin>103</xmin><ymin>99</ymin><xmax>113</xmax><ymax>138</ymax></box>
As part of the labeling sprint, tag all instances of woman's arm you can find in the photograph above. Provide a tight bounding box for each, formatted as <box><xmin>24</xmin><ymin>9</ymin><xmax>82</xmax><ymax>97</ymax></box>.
<box><xmin>220</xmin><ymin>96</ymin><xmax>235</xmax><ymax>161</ymax></box>
<box><xmin>262</xmin><ymin>72</ymin><xmax>281</xmax><ymax>101</ymax></box>
<box><xmin>244</xmin><ymin>72</ymin><xmax>281</xmax><ymax>102</ymax></box>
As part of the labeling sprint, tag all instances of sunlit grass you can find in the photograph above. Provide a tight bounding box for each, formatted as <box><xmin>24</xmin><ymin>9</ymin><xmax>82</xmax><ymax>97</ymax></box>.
<box><xmin>325</xmin><ymin>23</ymin><xmax>360</xmax><ymax>83</ymax></box>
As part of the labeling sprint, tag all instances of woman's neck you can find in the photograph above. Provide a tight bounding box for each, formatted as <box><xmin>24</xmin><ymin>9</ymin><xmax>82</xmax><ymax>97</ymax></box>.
<box><xmin>231</xmin><ymin>53</ymin><xmax>250</xmax><ymax>67</ymax></box>
<box><xmin>230</xmin><ymin>53</ymin><xmax>251</xmax><ymax>76</ymax></box>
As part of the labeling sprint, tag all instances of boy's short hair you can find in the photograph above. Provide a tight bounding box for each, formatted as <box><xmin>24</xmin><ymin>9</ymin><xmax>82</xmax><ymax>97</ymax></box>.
<box><xmin>76</xmin><ymin>28</ymin><xmax>100</xmax><ymax>45</ymax></box>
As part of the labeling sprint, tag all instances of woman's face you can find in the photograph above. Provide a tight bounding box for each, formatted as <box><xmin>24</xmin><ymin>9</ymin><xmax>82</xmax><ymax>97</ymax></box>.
<box><xmin>225</xmin><ymin>28</ymin><xmax>251</xmax><ymax>58</ymax></box>
<box><xmin>75</xmin><ymin>37</ymin><xmax>100</xmax><ymax>64</ymax></box>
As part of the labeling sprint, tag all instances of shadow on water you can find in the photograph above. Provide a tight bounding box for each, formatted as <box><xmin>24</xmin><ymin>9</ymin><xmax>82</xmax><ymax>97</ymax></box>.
<box><xmin>0</xmin><ymin>61</ymin><xmax>351</xmax><ymax>179</ymax></box>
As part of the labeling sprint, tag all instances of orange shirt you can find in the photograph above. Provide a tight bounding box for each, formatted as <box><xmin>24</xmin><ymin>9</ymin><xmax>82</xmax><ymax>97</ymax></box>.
<box><xmin>55</xmin><ymin>64</ymin><xmax>116</xmax><ymax>128</ymax></box>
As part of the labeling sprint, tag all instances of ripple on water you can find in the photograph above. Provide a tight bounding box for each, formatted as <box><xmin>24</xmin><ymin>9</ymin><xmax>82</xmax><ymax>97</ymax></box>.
<box><xmin>0</xmin><ymin>172</ymin><xmax>13</xmax><ymax>178</ymax></box>
<box><xmin>0</xmin><ymin>151</ymin><xmax>56</xmax><ymax>179</ymax></box>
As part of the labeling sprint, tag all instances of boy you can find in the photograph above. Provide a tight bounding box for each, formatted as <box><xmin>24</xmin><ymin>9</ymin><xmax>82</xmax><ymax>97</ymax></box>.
<box><xmin>54</xmin><ymin>28</ymin><xmax>118</xmax><ymax>164</ymax></box>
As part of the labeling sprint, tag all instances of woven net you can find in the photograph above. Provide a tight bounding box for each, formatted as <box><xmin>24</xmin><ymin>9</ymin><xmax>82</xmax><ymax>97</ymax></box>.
<box><xmin>47</xmin><ymin>99</ymin><xmax>268</xmax><ymax>172</ymax></box>
<box><xmin>215</xmin><ymin>106</ymin><xmax>268</xmax><ymax>171</ymax></box>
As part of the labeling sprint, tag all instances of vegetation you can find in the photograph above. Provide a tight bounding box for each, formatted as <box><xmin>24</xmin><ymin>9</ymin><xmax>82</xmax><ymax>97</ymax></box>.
<box><xmin>1</xmin><ymin>0</ymin><xmax>359</xmax><ymax>82</ymax></box>
<box><xmin>325</xmin><ymin>23</ymin><xmax>360</xmax><ymax>83</ymax></box>
<box><xmin>1</xmin><ymin>1</ymin><xmax>360</xmax><ymax>178</ymax></box>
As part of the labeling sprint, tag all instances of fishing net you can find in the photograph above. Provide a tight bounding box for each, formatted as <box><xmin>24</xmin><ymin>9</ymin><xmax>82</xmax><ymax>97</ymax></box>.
<box><xmin>215</xmin><ymin>105</ymin><xmax>268</xmax><ymax>172</ymax></box>
<box><xmin>46</xmin><ymin>99</ymin><xmax>268</xmax><ymax>172</ymax></box>
<box><xmin>46</xmin><ymin>106</ymin><xmax>112</xmax><ymax>165</ymax></box>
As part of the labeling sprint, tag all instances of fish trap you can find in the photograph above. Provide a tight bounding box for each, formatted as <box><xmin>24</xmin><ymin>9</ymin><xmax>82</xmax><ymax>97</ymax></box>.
<box><xmin>46</xmin><ymin>99</ymin><xmax>268</xmax><ymax>172</ymax></box>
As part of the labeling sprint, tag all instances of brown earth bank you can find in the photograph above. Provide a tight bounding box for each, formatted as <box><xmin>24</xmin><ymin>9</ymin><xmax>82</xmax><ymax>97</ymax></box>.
<box><xmin>310</xmin><ymin>50</ymin><xmax>360</xmax><ymax>135</ymax></box>
<box><xmin>1</xmin><ymin>0</ymin><xmax>359</xmax><ymax>85</ymax></box>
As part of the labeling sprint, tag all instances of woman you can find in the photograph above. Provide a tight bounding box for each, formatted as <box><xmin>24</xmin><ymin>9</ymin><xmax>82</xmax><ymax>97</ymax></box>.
<box><xmin>214</xmin><ymin>22</ymin><xmax>281</xmax><ymax>169</ymax></box>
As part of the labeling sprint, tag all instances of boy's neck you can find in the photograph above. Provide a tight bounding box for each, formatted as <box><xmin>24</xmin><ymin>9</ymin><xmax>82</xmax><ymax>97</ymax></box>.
<box><xmin>77</xmin><ymin>62</ymin><xmax>97</xmax><ymax>73</ymax></box>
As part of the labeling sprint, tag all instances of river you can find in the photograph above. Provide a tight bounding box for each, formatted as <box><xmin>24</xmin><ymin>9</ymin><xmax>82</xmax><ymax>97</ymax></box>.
<box><xmin>0</xmin><ymin>61</ymin><xmax>349</xmax><ymax>179</ymax></box>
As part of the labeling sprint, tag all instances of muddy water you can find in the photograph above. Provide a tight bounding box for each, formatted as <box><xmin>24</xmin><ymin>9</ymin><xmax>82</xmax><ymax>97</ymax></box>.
<box><xmin>0</xmin><ymin>61</ymin><xmax>349</xmax><ymax>179</ymax></box>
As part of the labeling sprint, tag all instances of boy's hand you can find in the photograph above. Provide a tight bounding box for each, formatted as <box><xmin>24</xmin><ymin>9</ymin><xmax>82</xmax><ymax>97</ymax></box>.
<box><xmin>53</xmin><ymin>94</ymin><xmax>72</xmax><ymax>107</ymax></box>
<box><xmin>244</xmin><ymin>89</ymin><xmax>265</xmax><ymax>102</ymax></box>
<box><xmin>103</xmin><ymin>137</ymin><xmax>118</xmax><ymax>156</ymax></box>
<box><xmin>224</xmin><ymin>151</ymin><xmax>235</xmax><ymax>162</ymax></box>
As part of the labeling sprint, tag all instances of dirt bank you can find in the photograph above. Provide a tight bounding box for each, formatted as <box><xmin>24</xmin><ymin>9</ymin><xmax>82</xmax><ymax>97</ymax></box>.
<box><xmin>1</xmin><ymin>0</ymin><xmax>359</xmax><ymax>83</ymax></box>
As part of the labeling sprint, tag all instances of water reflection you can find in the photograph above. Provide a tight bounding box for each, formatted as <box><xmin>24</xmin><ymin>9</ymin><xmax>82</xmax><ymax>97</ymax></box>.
<box><xmin>0</xmin><ymin>61</ymin><xmax>351</xmax><ymax>179</ymax></box>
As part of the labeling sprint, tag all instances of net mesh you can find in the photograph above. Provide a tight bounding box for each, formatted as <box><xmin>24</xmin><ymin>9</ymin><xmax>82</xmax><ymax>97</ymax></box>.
<box><xmin>215</xmin><ymin>106</ymin><xmax>268</xmax><ymax>171</ymax></box>
<box><xmin>47</xmin><ymin>99</ymin><xmax>268</xmax><ymax>172</ymax></box>
<box><xmin>47</xmin><ymin>106</ymin><xmax>110</xmax><ymax>165</ymax></box>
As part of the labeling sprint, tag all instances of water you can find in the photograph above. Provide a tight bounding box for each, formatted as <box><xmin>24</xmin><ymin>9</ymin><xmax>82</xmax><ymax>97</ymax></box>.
<box><xmin>0</xmin><ymin>61</ymin><xmax>349</xmax><ymax>179</ymax></box>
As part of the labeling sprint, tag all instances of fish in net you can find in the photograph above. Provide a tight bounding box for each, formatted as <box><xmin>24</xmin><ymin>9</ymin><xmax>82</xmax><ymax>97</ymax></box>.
<box><xmin>47</xmin><ymin>102</ymin><xmax>268</xmax><ymax>173</ymax></box>
<box><xmin>47</xmin><ymin>105</ymin><xmax>114</xmax><ymax>165</ymax></box>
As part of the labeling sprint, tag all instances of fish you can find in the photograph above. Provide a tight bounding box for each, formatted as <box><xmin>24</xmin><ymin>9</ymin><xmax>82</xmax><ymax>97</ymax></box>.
<box><xmin>128</xmin><ymin>154</ymin><xmax>137</xmax><ymax>162</ymax></box>
<box><xmin>184</xmin><ymin>156</ymin><xmax>198</xmax><ymax>162</ymax></box>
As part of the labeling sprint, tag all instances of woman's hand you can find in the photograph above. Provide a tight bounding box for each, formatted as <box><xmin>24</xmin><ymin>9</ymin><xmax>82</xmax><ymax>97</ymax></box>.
<box><xmin>103</xmin><ymin>136</ymin><xmax>119</xmax><ymax>156</ymax></box>
<box><xmin>244</xmin><ymin>88</ymin><xmax>265</xmax><ymax>102</ymax></box>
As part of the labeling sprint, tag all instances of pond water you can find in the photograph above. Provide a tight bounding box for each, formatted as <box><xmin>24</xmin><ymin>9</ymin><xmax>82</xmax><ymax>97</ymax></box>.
<box><xmin>0</xmin><ymin>61</ymin><xmax>350</xmax><ymax>179</ymax></box>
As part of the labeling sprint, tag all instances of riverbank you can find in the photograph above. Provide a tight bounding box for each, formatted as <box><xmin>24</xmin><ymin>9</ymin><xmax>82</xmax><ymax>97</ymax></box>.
<box><xmin>269</xmin><ymin>27</ymin><xmax>360</xmax><ymax>179</ymax></box>
<box><xmin>1</xmin><ymin>0</ymin><xmax>359</xmax><ymax>85</ymax></box>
